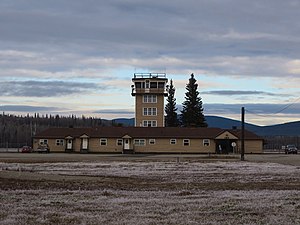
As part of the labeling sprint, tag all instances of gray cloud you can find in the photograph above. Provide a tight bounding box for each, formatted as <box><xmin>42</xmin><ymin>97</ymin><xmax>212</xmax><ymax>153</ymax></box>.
<box><xmin>1</xmin><ymin>0</ymin><xmax>300</xmax><ymax>62</ymax></box>
<box><xmin>0</xmin><ymin>80</ymin><xmax>101</xmax><ymax>97</ymax></box>
<box><xmin>1</xmin><ymin>1</ymin><xmax>300</xmax><ymax>124</ymax></box>
<box><xmin>203</xmin><ymin>103</ymin><xmax>300</xmax><ymax>115</ymax></box>
<box><xmin>93</xmin><ymin>109</ymin><xmax>134</xmax><ymax>115</ymax></box>
<box><xmin>202</xmin><ymin>90</ymin><xmax>291</xmax><ymax>97</ymax></box>
<box><xmin>0</xmin><ymin>105</ymin><xmax>61</xmax><ymax>112</ymax></box>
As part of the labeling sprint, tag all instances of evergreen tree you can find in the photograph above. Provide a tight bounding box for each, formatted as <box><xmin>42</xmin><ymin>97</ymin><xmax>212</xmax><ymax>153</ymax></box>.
<box><xmin>181</xmin><ymin>73</ymin><xmax>207</xmax><ymax>127</ymax></box>
<box><xmin>165</xmin><ymin>79</ymin><xmax>179</xmax><ymax>127</ymax></box>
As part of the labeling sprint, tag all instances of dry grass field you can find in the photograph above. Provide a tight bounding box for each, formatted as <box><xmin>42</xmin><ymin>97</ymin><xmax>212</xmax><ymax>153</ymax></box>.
<box><xmin>0</xmin><ymin>154</ymin><xmax>299</xmax><ymax>225</ymax></box>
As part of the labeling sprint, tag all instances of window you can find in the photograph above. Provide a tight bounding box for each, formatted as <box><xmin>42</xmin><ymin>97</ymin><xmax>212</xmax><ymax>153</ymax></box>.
<box><xmin>143</xmin><ymin>108</ymin><xmax>148</xmax><ymax>116</ymax></box>
<box><xmin>158</xmin><ymin>82</ymin><xmax>165</xmax><ymax>88</ymax></box>
<box><xmin>143</xmin><ymin>107</ymin><xmax>157</xmax><ymax>116</ymax></box>
<box><xmin>183</xmin><ymin>139</ymin><xmax>190</xmax><ymax>146</ymax></box>
<box><xmin>152</xmin><ymin>108</ymin><xmax>157</xmax><ymax>116</ymax></box>
<box><xmin>170</xmin><ymin>139</ymin><xmax>176</xmax><ymax>145</ymax></box>
<box><xmin>203</xmin><ymin>139</ymin><xmax>210</xmax><ymax>146</ymax></box>
<box><xmin>39</xmin><ymin>139</ymin><xmax>48</xmax><ymax>145</ymax></box>
<box><xmin>143</xmin><ymin>95</ymin><xmax>157</xmax><ymax>103</ymax></box>
<box><xmin>152</xmin><ymin>95</ymin><xmax>157</xmax><ymax>103</ymax></box>
<box><xmin>134</xmin><ymin>139</ymin><xmax>146</xmax><ymax>146</ymax></box>
<box><xmin>116</xmin><ymin>139</ymin><xmax>123</xmax><ymax>146</ymax></box>
<box><xmin>143</xmin><ymin>120</ymin><xmax>157</xmax><ymax>127</ymax></box>
<box><xmin>135</xmin><ymin>82</ymin><xmax>141</xmax><ymax>88</ymax></box>
<box><xmin>145</xmin><ymin>80</ymin><xmax>150</xmax><ymax>88</ymax></box>
<box><xmin>149</xmin><ymin>139</ymin><xmax>156</xmax><ymax>145</ymax></box>
<box><xmin>150</xmin><ymin>82</ymin><xmax>157</xmax><ymax>88</ymax></box>
<box><xmin>56</xmin><ymin>139</ymin><xmax>64</xmax><ymax>146</ymax></box>
<box><xmin>100</xmin><ymin>138</ymin><xmax>107</xmax><ymax>146</ymax></box>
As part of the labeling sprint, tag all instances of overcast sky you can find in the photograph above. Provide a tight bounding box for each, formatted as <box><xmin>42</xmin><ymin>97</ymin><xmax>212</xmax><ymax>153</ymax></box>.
<box><xmin>1</xmin><ymin>0</ymin><xmax>300</xmax><ymax>126</ymax></box>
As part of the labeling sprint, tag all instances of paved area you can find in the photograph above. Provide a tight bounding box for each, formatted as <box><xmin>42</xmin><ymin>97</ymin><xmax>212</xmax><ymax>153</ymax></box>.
<box><xmin>0</xmin><ymin>152</ymin><xmax>299</xmax><ymax>166</ymax></box>
<box><xmin>245</xmin><ymin>154</ymin><xmax>300</xmax><ymax>166</ymax></box>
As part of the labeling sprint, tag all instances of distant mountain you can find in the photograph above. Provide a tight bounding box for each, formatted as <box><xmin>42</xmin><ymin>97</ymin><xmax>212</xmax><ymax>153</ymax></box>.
<box><xmin>110</xmin><ymin>118</ymin><xmax>134</xmax><ymax>126</ymax></box>
<box><xmin>204</xmin><ymin>116</ymin><xmax>258</xmax><ymax>130</ymax></box>
<box><xmin>205</xmin><ymin>116</ymin><xmax>300</xmax><ymax>136</ymax></box>
<box><xmin>250</xmin><ymin>121</ymin><xmax>300</xmax><ymax>136</ymax></box>
<box><xmin>113</xmin><ymin>116</ymin><xmax>300</xmax><ymax>136</ymax></box>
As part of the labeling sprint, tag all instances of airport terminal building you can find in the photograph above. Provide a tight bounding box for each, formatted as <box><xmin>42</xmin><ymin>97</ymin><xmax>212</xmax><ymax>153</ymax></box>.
<box><xmin>33</xmin><ymin>73</ymin><xmax>263</xmax><ymax>154</ymax></box>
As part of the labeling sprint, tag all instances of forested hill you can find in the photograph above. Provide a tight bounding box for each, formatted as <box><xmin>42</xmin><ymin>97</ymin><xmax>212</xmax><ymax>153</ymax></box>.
<box><xmin>1</xmin><ymin>113</ymin><xmax>299</xmax><ymax>147</ymax></box>
<box><xmin>0</xmin><ymin>113</ymin><xmax>104</xmax><ymax>147</ymax></box>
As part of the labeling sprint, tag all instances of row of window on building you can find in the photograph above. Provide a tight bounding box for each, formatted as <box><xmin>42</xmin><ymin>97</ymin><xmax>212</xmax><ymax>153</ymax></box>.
<box><xmin>135</xmin><ymin>81</ymin><xmax>165</xmax><ymax>89</ymax></box>
<box><xmin>40</xmin><ymin>139</ymin><xmax>211</xmax><ymax>147</ymax></box>
<box><xmin>143</xmin><ymin>107</ymin><xmax>157</xmax><ymax>116</ymax></box>
<box><xmin>142</xmin><ymin>120</ymin><xmax>157</xmax><ymax>127</ymax></box>
<box><xmin>143</xmin><ymin>95</ymin><xmax>157</xmax><ymax>103</ymax></box>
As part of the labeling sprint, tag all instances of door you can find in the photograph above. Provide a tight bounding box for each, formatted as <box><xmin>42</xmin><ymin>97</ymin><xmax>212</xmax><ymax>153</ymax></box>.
<box><xmin>67</xmin><ymin>139</ymin><xmax>73</xmax><ymax>149</ymax></box>
<box><xmin>216</xmin><ymin>139</ymin><xmax>234</xmax><ymax>154</ymax></box>
<box><xmin>82</xmin><ymin>138</ymin><xmax>88</xmax><ymax>149</ymax></box>
<box><xmin>124</xmin><ymin>139</ymin><xmax>130</xmax><ymax>150</ymax></box>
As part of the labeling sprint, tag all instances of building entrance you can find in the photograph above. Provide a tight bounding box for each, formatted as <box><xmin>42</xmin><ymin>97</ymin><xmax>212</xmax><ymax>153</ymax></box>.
<box><xmin>124</xmin><ymin>139</ymin><xmax>130</xmax><ymax>150</ymax></box>
<box><xmin>216</xmin><ymin>139</ymin><xmax>236</xmax><ymax>154</ymax></box>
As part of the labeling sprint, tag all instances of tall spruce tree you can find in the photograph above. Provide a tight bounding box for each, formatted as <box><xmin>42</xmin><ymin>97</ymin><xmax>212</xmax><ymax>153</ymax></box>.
<box><xmin>165</xmin><ymin>79</ymin><xmax>179</xmax><ymax>127</ymax></box>
<box><xmin>181</xmin><ymin>73</ymin><xmax>207</xmax><ymax>127</ymax></box>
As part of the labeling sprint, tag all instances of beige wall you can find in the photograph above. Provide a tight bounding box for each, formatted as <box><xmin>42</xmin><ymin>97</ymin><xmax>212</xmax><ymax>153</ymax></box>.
<box><xmin>33</xmin><ymin>137</ymin><xmax>263</xmax><ymax>154</ymax></box>
<box><xmin>34</xmin><ymin>137</ymin><xmax>215</xmax><ymax>153</ymax></box>
<box><xmin>135</xmin><ymin>94</ymin><xmax>165</xmax><ymax>127</ymax></box>
<box><xmin>237</xmin><ymin>140</ymin><xmax>263</xmax><ymax>153</ymax></box>
<box><xmin>88</xmin><ymin>138</ymin><xmax>123</xmax><ymax>153</ymax></box>
<box><xmin>33</xmin><ymin>138</ymin><xmax>65</xmax><ymax>152</ymax></box>
<box><xmin>73</xmin><ymin>139</ymin><xmax>81</xmax><ymax>153</ymax></box>
<box><xmin>33</xmin><ymin>139</ymin><xmax>38</xmax><ymax>150</ymax></box>
<box><xmin>132</xmin><ymin>138</ymin><xmax>216</xmax><ymax>153</ymax></box>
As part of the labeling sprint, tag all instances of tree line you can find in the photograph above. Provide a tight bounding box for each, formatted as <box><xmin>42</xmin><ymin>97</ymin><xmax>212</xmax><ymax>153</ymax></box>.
<box><xmin>0</xmin><ymin>113</ymin><xmax>103</xmax><ymax>147</ymax></box>
<box><xmin>165</xmin><ymin>73</ymin><xmax>207</xmax><ymax>127</ymax></box>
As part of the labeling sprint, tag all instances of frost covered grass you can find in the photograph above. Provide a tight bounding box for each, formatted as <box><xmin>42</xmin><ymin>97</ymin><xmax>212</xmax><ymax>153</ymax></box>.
<box><xmin>0</xmin><ymin>161</ymin><xmax>299</xmax><ymax>225</ymax></box>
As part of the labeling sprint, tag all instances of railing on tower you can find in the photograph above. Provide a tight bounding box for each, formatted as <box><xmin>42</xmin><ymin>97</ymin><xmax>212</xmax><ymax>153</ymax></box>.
<box><xmin>133</xmin><ymin>73</ymin><xmax>167</xmax><ymax>79</ymax></box>
<box><xmin>131</xmin><ymin>73</ymin><xmax>168</xmax><ymax>96</ymax></box>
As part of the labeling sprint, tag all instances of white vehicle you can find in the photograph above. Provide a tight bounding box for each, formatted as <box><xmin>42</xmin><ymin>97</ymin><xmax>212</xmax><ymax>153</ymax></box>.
<box><xmin>285</xmin><ymin>145</ymin><xmax>298</xmax><ymax>154</ymax></box>
<box><xmin>34</xmin><ymin>144</ymin><xmax>50</xmax><ymax>153</ymax></box>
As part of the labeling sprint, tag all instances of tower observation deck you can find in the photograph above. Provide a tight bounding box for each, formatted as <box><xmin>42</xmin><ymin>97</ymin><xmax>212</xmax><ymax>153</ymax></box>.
<box><xmin>131</xmin><ymin>73</ymin><xmax>168</xmax><ymax>127</ymax></box>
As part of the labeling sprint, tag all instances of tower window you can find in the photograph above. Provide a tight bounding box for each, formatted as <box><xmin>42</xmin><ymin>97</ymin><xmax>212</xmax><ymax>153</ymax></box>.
<box><xmin>143</xmin><ymin>120</ymin><xmax>157</xmax><ymax>127</ymax></box>
<box><xmin>145</xmin><ymin>80</ymin><xmax>150</xmax><ymax>88</ymax></box>
<box><xmin>143</xmin><ymin>108</ymin><xmax>148</xmax><ymax>116</ymax></box>
<box><xmin>150</xmin><ymin>82</ymin><xmax>157</xmax><ymax>88</ymax></box>
<box><xmin>143</xmin><ymin>95</ymin><xmax>157</xmax><ymax>103</ymax></box>
<box><xmin>143</xmin><ymin>108</ymin><xmax>157</xmax><ymax>116</ymax></box>
<box><xmin>158</xmin><ymin>82</ymin><xmax>165</xmax><ymax>88</ymax></box>
<box><xmin>135</xmin><ymin>82</ymin><xmax>141</xmax><ymax>88</ymax></box>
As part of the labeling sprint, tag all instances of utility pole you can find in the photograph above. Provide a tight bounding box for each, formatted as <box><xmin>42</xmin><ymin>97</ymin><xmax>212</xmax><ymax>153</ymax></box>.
<box><xmin>241</xmin><ymin>107</ymin><xmax>245</xmax><ymax>161</ymax></box>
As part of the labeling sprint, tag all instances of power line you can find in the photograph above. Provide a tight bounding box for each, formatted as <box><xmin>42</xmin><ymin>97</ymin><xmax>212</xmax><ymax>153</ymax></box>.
<box><xmin>273</xmin><ymin>97</ymin><xmax>300</xmax><ymax>114</ymax></box>
<box><xmin>245</xmin><ymin>109</ymin><xmax>271</xmax><ymax>118</ymax></box>
<box><xmin>245</xmin><ymin>96</ymin><xmax>300</xmax><ymax>117</ymax></box>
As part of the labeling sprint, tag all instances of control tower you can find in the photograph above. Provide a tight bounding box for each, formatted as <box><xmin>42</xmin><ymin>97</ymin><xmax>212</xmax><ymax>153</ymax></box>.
<box><xmin>131</xmin><ymin>73</ymin><xmax>168</xmax><ymax>127</ymax></box>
